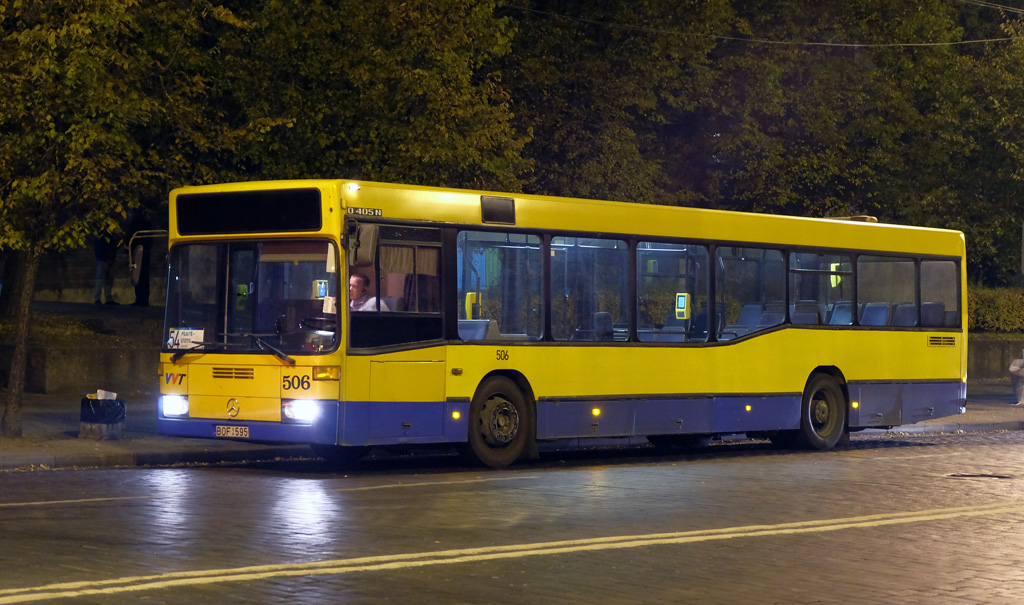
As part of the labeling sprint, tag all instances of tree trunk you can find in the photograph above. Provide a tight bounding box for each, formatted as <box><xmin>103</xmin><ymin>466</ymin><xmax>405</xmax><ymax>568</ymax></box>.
<box><xmin>1</xmin><ymin>250</ymin><xmax>40</xmax><ymax>439</ymax></box>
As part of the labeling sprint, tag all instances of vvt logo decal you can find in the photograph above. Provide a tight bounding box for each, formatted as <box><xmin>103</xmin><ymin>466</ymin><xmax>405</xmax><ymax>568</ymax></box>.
<box><xmin>165</xmin><ymin>373</ymin><xmax>186</xmax><ymax>385</ymax></box>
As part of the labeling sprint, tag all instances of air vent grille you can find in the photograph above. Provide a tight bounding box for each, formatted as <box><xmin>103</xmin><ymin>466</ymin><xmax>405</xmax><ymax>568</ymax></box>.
<box><xmin>212</xmin><ymin>367</ymin><xmax>255</xmax><ymax>379</ymax></box>
<box><xmin>927</xmin><ymin>336</ymin><xmax>956</xmax><ymax>347</ymax></box>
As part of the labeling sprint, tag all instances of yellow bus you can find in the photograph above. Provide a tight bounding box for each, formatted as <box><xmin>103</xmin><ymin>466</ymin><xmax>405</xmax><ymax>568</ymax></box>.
<box><xmin>158</xmin><ymin>179</ymin><xmax>966</xmax><ymax>467</ymax></box>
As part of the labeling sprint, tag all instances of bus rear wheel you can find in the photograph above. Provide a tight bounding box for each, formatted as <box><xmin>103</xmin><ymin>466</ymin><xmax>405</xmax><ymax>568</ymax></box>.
<box><xmin>796</xmin><ymin>374</ymin><xmax>847</xmax><ymax>450</ymax></box>
<box><xmin>466</xmin><ymin>376</ymin><xmax>533</xmax><ymax>468</ymax></box>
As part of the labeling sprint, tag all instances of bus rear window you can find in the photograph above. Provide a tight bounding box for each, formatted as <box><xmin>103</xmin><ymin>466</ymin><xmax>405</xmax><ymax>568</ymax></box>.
<box><xmin>177</xmin><ymin>189</ymin><xmax>322</xmax><ymax>235</ymax></box>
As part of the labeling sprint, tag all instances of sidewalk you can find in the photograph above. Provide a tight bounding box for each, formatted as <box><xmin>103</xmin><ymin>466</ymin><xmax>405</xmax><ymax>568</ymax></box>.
<box><xmin>0</xmin><ymin>389</ymin><xmax>311</xmax><ymax>471</ymax></box>
<box><xmin>1</xmin><ymin>381</ymin><xmax>1021</xmax><ymax>471</ymax></box>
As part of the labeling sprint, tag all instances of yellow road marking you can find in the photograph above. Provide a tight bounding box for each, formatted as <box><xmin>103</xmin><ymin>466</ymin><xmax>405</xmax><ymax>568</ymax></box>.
<box><xmin>0</xmin><ymin>497</ymin><xmax>150</xmax><ymax>508</ymax></box>
<box><xmin>2</xmin><ymin>500</ymin><xmax>1022</xmax><ymax>603</ymax></box>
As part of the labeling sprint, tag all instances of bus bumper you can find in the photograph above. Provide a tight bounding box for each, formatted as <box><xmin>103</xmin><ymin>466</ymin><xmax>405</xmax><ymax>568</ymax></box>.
<box><xmin>157</xmin><ymin>401</ymin><xmax>340</xmax><ymax>444</ymax></box>
<box><xmin>157</xmin><ymin>400</ymin><xmax>472</xmax><ymax>446</ymax></box>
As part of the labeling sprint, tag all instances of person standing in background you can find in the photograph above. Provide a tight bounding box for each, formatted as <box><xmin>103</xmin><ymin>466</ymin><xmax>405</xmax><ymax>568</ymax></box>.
<box><xmin>93</xmin><ymin>232</ymin><xmax>118</xmax><ymax>305</ymax></box>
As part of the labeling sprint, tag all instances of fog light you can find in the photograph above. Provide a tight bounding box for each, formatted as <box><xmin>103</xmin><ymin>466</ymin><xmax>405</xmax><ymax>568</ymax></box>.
<box><xmin>282</xmin><ymin>399</ymin><xmax>320</xmax><ymax>423</ymax></box>
<box><xmin>162</xmin><ymin>395</ymin><xmax>189</xmax><ymax>417</ymax></box>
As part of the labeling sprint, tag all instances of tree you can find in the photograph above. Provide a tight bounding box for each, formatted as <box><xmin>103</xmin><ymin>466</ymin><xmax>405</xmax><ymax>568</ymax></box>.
<box><xmin>197</xmin><ymin>0</ymin><xmax>531</xmax><ymax>191</ymax></box>
<box><xmin>981</xmin><ymin>15</ymin><xmax>1024</xmax><ymax>285</ymax></box>
<box><xmin>0</xmin><ymin>0</ymin><xmax>162</xmax><ymax>437</ymax></box>
<box><xmin>501</xmin><ymin>0</ymin><xmax>732</xmax><ymax>204</ymax></box>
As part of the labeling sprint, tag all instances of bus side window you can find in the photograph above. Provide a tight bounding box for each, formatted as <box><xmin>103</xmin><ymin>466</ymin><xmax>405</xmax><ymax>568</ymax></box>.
<box><xmin>552</xmin><ymin>237</ymin><xmax>629</xmax><ymax>342</ymax></box>
<box><xmin>350</xmin><ymin>226</ymin><xmax>443</xmax><ymax>348</ymax></box>
<box><xmin>858</xmin><ymin>255</ymin><xmax>916</xmax><ymax>327</ymax></box>
<box><xmin>457</xmin><ymin>231</ymin><xmax>542</xmax><ymax>341</ymax></box>
<box><xmin>789</xmin><ymin>252</ymin><xmax>852</xmax><ymax>327</ymax></box>
<box><xmin>716</xmin><ymin>246</ymin><xmax>784</xmax><ymax>339</ymax></box>
<box><xmin>637</xmin><ymin>242</ymin><xmax>708</xmax><ymax>343</ymax></box>
<box><xmin>921</xmin><ymin>260</ymin><xmax>959</xmax><ymax>328</ymax></box>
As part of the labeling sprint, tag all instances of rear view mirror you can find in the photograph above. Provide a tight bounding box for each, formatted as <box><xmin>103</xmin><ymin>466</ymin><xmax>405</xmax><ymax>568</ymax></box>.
<box><xmin>349</xmin><ymin>223</ymin><xmax>378</xmax><ymax>267</ymax></box>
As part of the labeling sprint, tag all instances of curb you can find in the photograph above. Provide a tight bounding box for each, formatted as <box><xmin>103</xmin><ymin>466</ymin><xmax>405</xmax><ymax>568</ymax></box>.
<box><xmin>0</xmin><ymin>445</ymin><xmax>312</xmax><ymax>472</ymax></box>
<box><xmin>4</xmin><ymin>422</ymin><xmax>1023</xmax><ymax>472</ymax></box>
<box><xmin>862</xmin><ymin>421</ymin><xmax>1024</xmax><ymax>436</ymax></box>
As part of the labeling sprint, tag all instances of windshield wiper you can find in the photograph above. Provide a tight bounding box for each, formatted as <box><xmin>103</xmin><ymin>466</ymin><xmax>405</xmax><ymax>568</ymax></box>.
<box><xmin>252</xmin><ymin>334</ymin><xmax>296</xmax><ymax>366</ymax></box>
<box><xmin>169</xmin><ymin>341</ymin><xmax>232</xmax><ymax>363</ymax></box>
<box><xmin>218</xmin><ymin>332</ymin><xmax>296</xmax><ymax>366</ymax></box>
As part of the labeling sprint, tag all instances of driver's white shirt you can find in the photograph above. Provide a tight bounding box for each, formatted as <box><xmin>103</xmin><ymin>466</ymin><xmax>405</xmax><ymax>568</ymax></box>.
<box><xmin>351</xmin><ymin>296</ymin><xmax>389</xmax><ymax>312</ymax></box>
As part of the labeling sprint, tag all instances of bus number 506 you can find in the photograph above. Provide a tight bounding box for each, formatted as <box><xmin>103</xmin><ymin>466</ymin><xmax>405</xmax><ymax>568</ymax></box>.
<box><xmin>283</xmin><ymin>375</ymin><xmax>311</xmax><ymax>390</ymax></box>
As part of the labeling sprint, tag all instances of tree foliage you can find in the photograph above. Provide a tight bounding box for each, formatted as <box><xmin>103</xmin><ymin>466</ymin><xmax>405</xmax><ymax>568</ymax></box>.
<box><xmin>500</xmin><ymin>0</ymin><xmax>732</xmax><ymax>204</ymax></box>
<box><xmin>193</xmin><ymin>0</ymin><xmax>531</xmax><ymax>191</ymax></box>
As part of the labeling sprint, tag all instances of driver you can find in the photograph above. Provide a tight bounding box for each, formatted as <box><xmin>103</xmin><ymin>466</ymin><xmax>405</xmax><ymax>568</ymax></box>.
<box><xmin>349</xmin><ymin>273</ymin><xmax>390</xmax><ymax>312</ymax></box>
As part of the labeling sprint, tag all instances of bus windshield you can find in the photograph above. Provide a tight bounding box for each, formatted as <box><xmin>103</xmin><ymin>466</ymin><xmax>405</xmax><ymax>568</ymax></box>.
<box><xmin>164</xmin><ymin>240</ymin><xmax>340</xmax><ymax>355</ymax></box>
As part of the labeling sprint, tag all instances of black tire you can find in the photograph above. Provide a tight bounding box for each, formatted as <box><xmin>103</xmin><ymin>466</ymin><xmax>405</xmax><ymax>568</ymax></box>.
<box><xmin>466</xmin><ymin>376</ymin><xmax>534</xmax><ymax>468</ymax></box>
<box><xmin>311</xmin><ymin>444</ymin><xmax>367</xmax><ymax>467</ymax></box>
<box><xmin>796</xmin><ymin>374</ymin><xmax>847</xmax><ymax>450</ymax></box>
<box><xmin>647</xmin><ymin>434</ymin><xmax>712</xmax><ymax>451</ymax></box>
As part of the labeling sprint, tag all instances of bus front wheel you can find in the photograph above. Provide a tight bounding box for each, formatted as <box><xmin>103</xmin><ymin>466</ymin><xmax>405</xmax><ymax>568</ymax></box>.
<box><xmin>466</xmin><ymin>376</ymin><xmax>533</xmax><ymax>468</ymax></box>
<box><xmin>797</xmin><ymin>374</ymin><xmax>847</xmax><ymax>450</ymax></box>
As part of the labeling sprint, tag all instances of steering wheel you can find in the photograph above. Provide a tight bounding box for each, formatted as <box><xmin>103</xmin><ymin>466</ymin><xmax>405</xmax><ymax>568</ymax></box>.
<box><xmin>299</xmin><ymin>316</ymin><xmax>337</xmax><ymax>331</ymax></box>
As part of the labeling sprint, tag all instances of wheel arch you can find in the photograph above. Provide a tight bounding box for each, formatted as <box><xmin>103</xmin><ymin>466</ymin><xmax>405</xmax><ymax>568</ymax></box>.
<box><xmin>808</xmin><ymin>366</ymin><xmax>849</xmax><ymax>407</ymax></box>
<box><xmin>474</xmin><ymin>369</ymin><xmax>537</xmax><ymax>409</ymax></box>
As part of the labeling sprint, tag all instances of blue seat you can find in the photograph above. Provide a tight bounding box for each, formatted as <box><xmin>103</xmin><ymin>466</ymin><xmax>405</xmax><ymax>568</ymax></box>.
<box><xmin>593</xmin><ymin>312</ymin><xmax>614</xmax><ymax>342</ymax></box>
<box><xmin>828</xmin><ymin>301</ymin><xmax>853</xmax><ymax>326</ymax></box>
<box><xmin>791</xmin><ymin>311</ymin><xmax>819</xmax><ymax>325</ymax></box>
<box><xmin>790</xmin><ymin>301</ymin><xmax>822</xmax><ymax>325</ymax></box>
<box><xmin>943</xmin><ymin>310</ymin><xmax>959</xmax><ymax>327</ymax></box>
<box><xmin>860</xmin><ymin>302</ymin><xmax>889</xmax><ymax>326</ymax></box>
<box><xmin>458</xmin><ymin>319</ymin><xmax>490</xmax><ymax>340</ymax></box>
<box><xmin>921</xmin><ymin>302</ymin><xmax>945</xmax><ymax>327</ymax></box>
<box><xmin>891</xmin><ymin>303</ymin><xmax>917</xmax><ymax>327</ymax></box>
<box><xmin>721</xmin><ymin>304</ymin><xmax>761</xmax><ymax>338</ymax></box>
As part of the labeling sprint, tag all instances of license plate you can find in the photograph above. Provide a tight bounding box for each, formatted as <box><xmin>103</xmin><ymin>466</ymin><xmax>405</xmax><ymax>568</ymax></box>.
<box><xmin>215</xmin><ymin>425</ymin><xmax>249</xmax><ymax>438</ymax></box>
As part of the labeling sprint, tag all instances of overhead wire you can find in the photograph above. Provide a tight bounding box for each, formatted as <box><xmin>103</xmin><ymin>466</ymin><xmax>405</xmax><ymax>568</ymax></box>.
<box><xmin>507</xmin><ymin>5</ymin><xmax>1024</xmax><ymax>48</ymax></box>
<box><xmin>955</xmin><ymin>0</ymin><xmax>1024</xmax><ymax>16</ymax></box>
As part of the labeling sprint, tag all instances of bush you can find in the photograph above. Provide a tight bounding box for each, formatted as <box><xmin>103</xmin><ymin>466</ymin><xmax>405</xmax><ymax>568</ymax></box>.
<box><xmin>968</xmin><ymin>286</ymin><xmax>1024</xmax><ymax>332</ymax></box>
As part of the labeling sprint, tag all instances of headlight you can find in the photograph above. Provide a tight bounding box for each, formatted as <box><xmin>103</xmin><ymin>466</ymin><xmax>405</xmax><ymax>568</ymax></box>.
<box><xmin>282</xmin><ymin>399</ymin><xmax>320</xmax><ymax>423</ymax></box>
<box><xmin>162</xmin><ymin>395</ymin><xmax>189</xmax><ymax>417</ymax></box>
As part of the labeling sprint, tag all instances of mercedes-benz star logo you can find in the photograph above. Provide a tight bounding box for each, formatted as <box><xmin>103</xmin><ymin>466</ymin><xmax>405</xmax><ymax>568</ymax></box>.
<box><xmin>226</xmin><ymin>398</ymin><xmax>240</xmax><ymax>418</ymax></box>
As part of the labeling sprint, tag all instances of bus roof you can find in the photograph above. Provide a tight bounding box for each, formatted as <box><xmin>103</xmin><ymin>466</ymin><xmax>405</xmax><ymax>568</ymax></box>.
<box><xmin>170</xmin><ymin>179</ymin><xmax>965</xmax><ymax>257</ymax></box>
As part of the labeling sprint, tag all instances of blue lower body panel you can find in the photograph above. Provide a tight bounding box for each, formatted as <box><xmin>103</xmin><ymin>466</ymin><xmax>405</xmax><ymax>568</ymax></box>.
<box><xmin>537</xmin><ymin>395</ymin><xmax>801</xmax><ymax>439</ymax></box>
<box><xmin>848</xmin><ymin>380</ymin><xmax>965</xmax><ymax>428</ymax></box>
<box><xmin>159</xmin><ymin>380</ymin><xmax>965</xmax><ymax>446</ymax></box>
<box><xmin>337</xmin><ymin>400</ymin><xmax>471</xmax><ymax>446</ymax></box>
